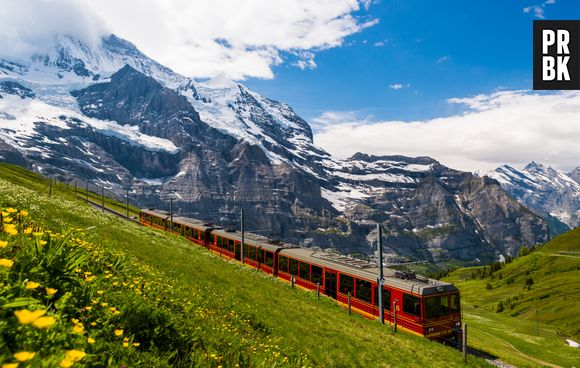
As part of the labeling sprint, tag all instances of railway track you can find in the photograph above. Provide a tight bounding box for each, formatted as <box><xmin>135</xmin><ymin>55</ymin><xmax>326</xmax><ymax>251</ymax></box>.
<box><xmin>77</xmin><ymin>196</ymin><xmax>140</xmax><ymax>224</ymax></box>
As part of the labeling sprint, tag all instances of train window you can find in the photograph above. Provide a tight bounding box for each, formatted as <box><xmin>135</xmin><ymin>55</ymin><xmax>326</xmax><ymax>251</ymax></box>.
<box><xmin>311</xmin><ymin>265</ymin><xmax>322</xmax><ymax>285</ymax></box>
<box><xmin>299</xmin><ymin>262</ymin><xmax>310</xmax><ymax>281</ymax></box>
<box><xmin>217</xmin><ymin>236</ymin><xmax>223</xmax><ymax>247</ymax></box>
<box><xmin>450</xmin><ymin>294</ymin><xmax>460</xmax><ymax>314</ymax></box>
<box><xmin>279</xmin><ymin>256</ymin><xmax>288</xmax><ymax>272</ymax></box>
<box><xmin>258</xmin><ymin>249</ymin><xmax>264</xmax><ymax>263</ymax></box>
<box><xmin>289</xmin><ymin>258</ymin><xmax>299</xmax><ymax>276</ymax></box>
<box><xmin>265</xmin><ymin>252</ymin><xmax>273</xmax><ymax>267</ymax></box>
<box><xmin>200</xmin><ymin>231</ymin><xmax>205</xmax><ymax>241</ymax></box>
<box><xmin>403</xmin><ymin>294</ymin><xmax>421</xmax><ymax>317</ymax></box>
<box><xmin>356</xmin><ymin>279</ymin><xmax>372</xmax><ymax>303</ymax></box>
<box><xmin>249</xmin><ymin>246</ymin><xmax>257</xmax><ymax>260</ymax></box>
<box><xmin>339</xmin><ymin>274</ymin><xmax>354</xmax><ymax>295</ymax></box>
<box><xmin>374</xmin><ymin>287</ymin><xmax>391</xmax><ymax>310</ymax></box>
<box><xmin>425</xmin><ymin>295</ymin><xmax>449</xmax><ymax>319</ymax></box>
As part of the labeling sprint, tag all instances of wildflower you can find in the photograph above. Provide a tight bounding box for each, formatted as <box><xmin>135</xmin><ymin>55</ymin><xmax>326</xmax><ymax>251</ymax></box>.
<box><xmin>25</xmin><ymin>281</ymin><xmax>40</xmax><ymax>289</ymax></box>
<box><xmin>13</xmin><ymin>351</ymin><xmax>35</xmax><ymax>362</ymax></box>
<box><xmin>101</xmin><ymin>302</ymin><xmax>108</xmax><ymax>307</ymax></box>
<box><xmin>6</xmin><ymin>208</ymin><xmax>17</xmax><ymax>213</ymax></box>
<box><xmin>0</xmin><ymin>258</ymin><xmax>13</xmax><ymax>268</ymax></box>
<box><xmin>38</xmin><ymin>240</ymin><xmax>47</xmax><ymax>247</ymax></box>
<box><xmin>72</xmin><ymin>324</ymin><xmax>84</xmax><ymax>334</ymax></box>
<box><xmin>32</xmin><ymin>316</ymin><xmax>56</xmax><ymax>329</ymax></box>
<box><xmin>84</xmin><ymin>275</ymin><xmax>96</xmax><ymax>282</ymax></box>
<box><xmin>46</xmin><ymin>287</ymin><xmax>57</xmax><ymax>295</ymax></box>
<box><xmin>90</xmin><ymin>322</ymin><xmax>97</xmax><ymax>327</ymax></box>
<box><xmin>0</xmin><ymin>240</ymin><xmax>8</xmax><ymax>248</ymax></box>
<box><xmin>59</xmin><ymin>359</ymin><xmax>73</xmax><ymax>368</ymax></box>
<box><xmin>19</xmin><ymin>210</ymin><xmax>28</xmax><ymax>216</ymax></box>
<box><xmin>15</xmin><ymin>309</ymin><xmax>46</xmax><ymax>324</ymax></box>
<box><xmin>4</xmin><ymin>224</ymin><xmax>18</xmax><ymax>236</ymax></box>
<box><xmin>84</xmin><ymin>306</ymin><xmax>92</xmax><ymax>311</ymax></box>
<box><xmin>65</xmin><ymin>350</ymin><xmax>86</xmax><ymax>362</ymax></box>
<box><xmin>96</xmin><ymin>290</ymin><xmax>104</xmax><ymax>295</ymax></box>
<box><xmin>3</xmin><ymin>217</ymin><xmax>12</xmax><ymax>223</ymax></box>
<box><xmin>32</xmin><ymin>232</ymin><xmax>43</xmax><ymax>237</ymax></box>
<box><xmin>133</xmin><ymin>342</ymin><xmax>140</xmax><ymax>347</ymax></box>
<box><xmin>114</xmin><ymin>329</ymin><xmax>123</xmax><ymax>336</ymax></box>
<box><xmin>2</xmin><ymin>363</ymin><xmax>19</xmax><ymax>368</ymax></box>
<box><xmin>122</xmin><ymin>342</ymin><xmax>129</xmax><ymax>347</ymax></box>
<box><xmin>87</xmin><ymin>337</ymin><xmax>95</xmax><ymax>344</ymax></box>
<box><xmin>23</xmin><ymin>227</ymin><xmax>33</xmax><ymax>234</ymax></box>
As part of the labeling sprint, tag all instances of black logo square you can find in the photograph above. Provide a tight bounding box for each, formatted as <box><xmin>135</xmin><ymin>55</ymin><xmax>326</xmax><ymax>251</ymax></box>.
<box><xmin>533</xmin><ymin>20</ymin><xmax>580</xmax><ymax>90</ymax></box>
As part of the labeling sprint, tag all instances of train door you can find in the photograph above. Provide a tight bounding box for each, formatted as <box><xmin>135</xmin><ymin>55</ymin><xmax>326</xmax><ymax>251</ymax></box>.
<box><xmin>324</xmin><ymin>271</ymin><xmax>337</xmax><ymax>299</ymax></box>
<box><xmin>234</xmin><ymin>242</ymin><xmax>241</xmax><ymax>261</ymax></box>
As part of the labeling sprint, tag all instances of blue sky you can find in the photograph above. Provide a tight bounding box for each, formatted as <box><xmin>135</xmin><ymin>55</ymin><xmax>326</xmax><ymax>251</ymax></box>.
<box><xmin>245</xmin><ymin>0</ymin><xmax>580</xmax><ymax>123</ymax></box>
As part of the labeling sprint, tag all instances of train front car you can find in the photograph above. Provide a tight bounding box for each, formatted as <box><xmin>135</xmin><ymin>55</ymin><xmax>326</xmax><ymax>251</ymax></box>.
<box><xmin>412</xmin><ymin>278</ymin><xmax>461</xmax><ymax>340</ymax></box>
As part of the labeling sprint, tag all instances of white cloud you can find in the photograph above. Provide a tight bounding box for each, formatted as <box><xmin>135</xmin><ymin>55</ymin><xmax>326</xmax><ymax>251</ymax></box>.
<box><xmin>0</xmin><ymin>0</ymin><xmax>377</xmax><ymax>80</ymax></box>
<box><xmin>523</xmin><ymin>0</ymin><xmax>557</xmax><ymax>19</ymax></box>
<box><xmin>373</xmin><ymin>38</ymin><xmax>388</xmax><ymax>47</ymax></box>
<box><xmin>389</xmin><ymin>83</ymin><xmax>409</xmax><ymax>90</ymax></box>
<box><xmin>437</xmin><ymin>56</ymin><xmax>449</xmax><ymax>63</ymax></box>
<box><xmin>313</xmin><ymin>90</ymin><xmax>580</xmax><ymax>172</ymax></box>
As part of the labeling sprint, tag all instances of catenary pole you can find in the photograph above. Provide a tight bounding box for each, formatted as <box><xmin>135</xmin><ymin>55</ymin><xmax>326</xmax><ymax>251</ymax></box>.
<box><xmin>240</xmin><ymin>208</ymin><xmax>245</xmax><ymax>264</ymax></box>
<box><xmin>377</xmin><ymin>223</ymin><xmax>385</xmax><ymax>324</ymax></box>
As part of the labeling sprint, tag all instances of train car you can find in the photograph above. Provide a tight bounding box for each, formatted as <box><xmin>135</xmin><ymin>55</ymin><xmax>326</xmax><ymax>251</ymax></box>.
<box><xmin>209</xmin><ymin>229</ymin><xmax>287</xmax><ymax>274</ymax></box>
<box><xmin>140</xmin><ymin>209</ymin><xmax>170</xmax><ymax>230</ymax></box>
<box><xmin>172</xmin><ymin>216</ymin><xmax>217</xmax><ymax>246</ymax></box>
<box><xmin>278</xmin><ymin>248</ymin><xmax>461</xmax><ymax>339</ymax></box>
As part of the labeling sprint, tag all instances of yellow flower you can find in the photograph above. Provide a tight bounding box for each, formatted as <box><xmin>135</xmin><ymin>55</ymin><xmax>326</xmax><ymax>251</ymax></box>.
<box><xmin>13</xmin><ymin>351</ymin><xmax>35</xmax><ymax>362</ymax></box>
<box><xmin>96</xmin><ymin>290</ymin><xmax>104</xmax><ymax>295</ymax></box>
<box><xmin>133</xmin><ymin>342</ymin><xmax>140</xmax><ymax>347</ymax></box>
<box><xmin>14</xmin><ymin>309</ymin><xmax>46</xmax><ymax>324</ymax></box>
<box><xmin>2</xmin><ymin>363</ymin><xmax>19</xmax><ymax>368</ymax></box>
<box><xmin>19</xmin><ymin>210</ymin><xmax>28</xmax><ymax>216</ymax></box>
<box><xmin>0</xmin><ymin>240</ymin><xmax>8</xmax><ymax>248</ymax></box>
<box><xmin>114</xmin><ymin>329</ymin><xmax>123</xmax><ymax>336</ymax></box>
<box><xmin>85</xmin><ymin>306</ymin><xmax>92</xmax><ymax>311</ymax></box>
<box><xmin>84</xmin><ymin>275</ymin><xmax>96</xmax><ymax>282</ymax></box>
<box><xmin>65</xmin><ymin>350</ymin><xmax>86</xmax><ymax>362</ymax></box>
<box><xmin>46</xmin><ymin>287</ymin><xmax>57</xmax><ymax>295</ymax></box>
<box><xmin>90</xmin><ymin>322</ymin><xmax>97</xmax><ymax>327</ymax></box>
<box><xmin>32</xmin><ymin>316</ymin><xmax>56</xmax><ymax>329</ymax></box>
<box><xmin>0</xmin><ymin>258</ymin><xmax>14</xmax><ymax>268</ymax></box>
<box><xmin>23</xmin><ymin>227</ymin><xmax>33</xmax><ymax>234</ymax></box>
<box><xmin>100</xmin><ymin>302</ymin><xmax>108</xmax><ymax>307</ymax></box>
<box><xmin>6</xmin><ymin>208</ymin><xmax>17</xmax><ymax>213</ymax></box>
<box><xmin>87</xmin><ymin>337</ymin><xmax>95</xmax><ymax>344</ymax></box>
<box><xmin>122</xmin><ymin>342</ymin><xmax>129</xmax><ymax>347</ymax></box>
<box><xmin>1</xmin><ymin>211</ymin><xmax>8</xmax><ymax>217</ymax></box>
<box><xmin>32</xmin><ymin>232</ymin><xmax>43</xmax><ymax>237</ymax></box>
<box><xmin>25</xmin><ymin>281</ymin><xmax>40</xmax><ymax>289</ymax></box>
<box><xmin>4</xmin><ymin>224</ymin><xmax>18</xmax><ymax>236</ymax></box>
<box><xmin>72</xmin><ymin>324</ymin><xmax>85</xmax><ymax>334</ymax></box>
<box><xmin>38</xmin><ymin>240</ymin><xmax>47</xmax><ymax>247</ymax></box>
<box><xmin>3</xmin><ymin>217</ymin><xmax>12</xmax><ymax>223</ymax></box>
<box><xmin>59</xmin><ymin>358</ymin><xmax>73</xmax><ymax>368</ymax></box>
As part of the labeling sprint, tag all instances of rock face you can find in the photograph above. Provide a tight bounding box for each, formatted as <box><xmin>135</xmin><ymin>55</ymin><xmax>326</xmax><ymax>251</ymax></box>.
<box><xmin>488</xmin><ymin>163</ymin><xmax>580</xmax><ymax>233</ymax></box>
<box><xmin>569</xmin><ymin>167</ymin><xmax>580</xmax><ymax>184</ymax></box>
<box><xmin>0</xmin><ymin>33</ymin><xmax>551</xmax><ymax>265</ymax></box>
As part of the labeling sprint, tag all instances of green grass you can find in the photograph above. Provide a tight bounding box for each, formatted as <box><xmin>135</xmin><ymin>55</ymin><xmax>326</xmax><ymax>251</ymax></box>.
<box><xmin>443</xmin><ymin>228</ymin><xmax>580</xmax><ymax>367</ymax></box>
<box><xmin>0</xmin><ymin>163</ymin><xmax>489</xmax><ymax>367</ymax></box>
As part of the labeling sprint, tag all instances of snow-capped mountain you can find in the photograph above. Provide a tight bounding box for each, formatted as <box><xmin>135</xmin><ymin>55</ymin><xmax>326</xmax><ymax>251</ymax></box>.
<box><xmin>0</xmin><ymin>33</ymin><xmax>549</xmax><ymax>264</ymax></box>
<box><xmin>488</xmin><ymin>162</ymin><xmax>580</xmax><ymax>231</ymax></box>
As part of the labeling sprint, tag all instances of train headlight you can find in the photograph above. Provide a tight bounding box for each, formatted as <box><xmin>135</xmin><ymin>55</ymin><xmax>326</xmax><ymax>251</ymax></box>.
<box><xmin>454</xmin><ymin>321</ymin><xmax>461</xmax><ymax>327</ymax></box>
<box><xmin>428</xmin><ymin>327</ymin><xmax>434</xmax><ymax>333</ymax></box>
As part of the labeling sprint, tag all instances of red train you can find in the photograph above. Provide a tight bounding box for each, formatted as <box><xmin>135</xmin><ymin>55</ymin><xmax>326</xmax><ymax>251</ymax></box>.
<box><xmin>140</xmin><ymin>209</ymin><xmax>461</xmax><ymax>339</ymax></box>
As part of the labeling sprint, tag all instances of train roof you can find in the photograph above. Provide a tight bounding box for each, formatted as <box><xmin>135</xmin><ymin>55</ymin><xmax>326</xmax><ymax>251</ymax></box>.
<box><xmin>279</xmin><ymin>248</ymin><xmax>457</xmax><ymax>296</ymax></box>
<box><xmin>141</xmin><ymin>208</ymin><xmax>170</xmax><ymax>217</ymax></box>
<box><xmin>211</xmin><ymin>229</ymin><xmax>293</xmax><ymax>253</ymax></box>
<box><xmin>141</xmin><ymin>209</ymin><xmax>219</xmax><ymax>230</ymax></box>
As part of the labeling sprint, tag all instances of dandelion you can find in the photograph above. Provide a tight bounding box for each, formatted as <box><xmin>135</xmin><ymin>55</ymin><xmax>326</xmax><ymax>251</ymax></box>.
<box><xmin>23</xmin><ymin>227</ymin><xmax>33</xmax><ymax>234</ymax></box>
<box><xmin>114</xmin><ymin>329</ymin><xmax>123</xmax><ymax>336</ymax></box>
<box><xmin>38</xmin><ymin>240</ymin><xmax>47</xmax><ymax>247</ymax></box>
<box><xmin>32</xmin><ymin>316</ymin><xmax>56</xmax><ymax>329</ymax></box>
<box><xmin>14</xmin><ymin>309</ymin><xmax>46</xmax><ymax>324</ymax></box>
<box><xmin>101</xmin><ymin>302</ymin><xmax>108</xmax><ymax>307</ymax></box>
<box><xmin>84</xmin><ymin>275</ymin><xmax>96</xmax><ymax>282</ymax></box>
<box><xmin>84</xmin><ymin>306</ymin><xmax>92</xmax><ymax>311</ymax></box>
<box><xmin>0</xmin><ymin>240</ymin><xmax>8</xmax><ymax>248</ymax></box>
<box><xmin>19</xmin><ymin>210</ymin><xmax>28</xmax><ymax>216</ymax></box>
<box><xmin>65</xmin><ymin>350</ymin><xmax>86</xmax><ymax>362</ymax></box>
<box><xmin>132</xmin><ymin>342</ymin><xmax>140</xmax><ymax>347</ymax></box>
<box><xmin>3</xmin><ymin>217</ymin><xmax>12</xmax><ymax>223</ymax></box>
<box><xmin>0</xmin><ymin>258</ymin><xmax>14</xmax><ymax>268</ymax></box>
<box><xmin>13</xmin><ymin>351</ymin><xmax>35</xmax><ymax>362</ymax></box>
<box><xmin>96</xmin><ymin>290</ymin><xmax>104</xmax><ymax>295</ymax></box>
<box><xmin>122</xmin><ymin>342</ymin><xmax>129</xmax><ymax>347</ymax></box>
<box><xmin>4</xmin><ymin>224</ymin><xmax>18</xmax><ymax>236</ymax></box>
<box><xmin>46</xmin><ymin>287</ymin><xmax>57</xmax><ymax>295</ymax></box>
<box><xmin>2</xmin><ymin>363</ymin><xmax>19</xmax><ymax>368</ymax></box>
<box><xmin>6</xmin><ymin>208</ymin><xmax>17</xmax><ymax>213</ymax></box>
<box><xmin>90</xmin><ymin>322</ymin><xmax>97</xmax><ymax>327</ymax></box>
<box><xmin>87</xmin><ymin>337</ymin><xmax>95</xmax><ymax>344</ymax></box>
<box><xmin>25</xmin><ymin>281</ymin><xmax>40</xmax><ymax>289</ymax></box>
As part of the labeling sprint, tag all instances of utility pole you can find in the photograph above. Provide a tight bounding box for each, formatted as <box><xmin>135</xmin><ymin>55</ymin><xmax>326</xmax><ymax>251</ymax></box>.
<box><xmin>240</xmin><ymin>208</ymin><xmax>245</xmax><ymax>264</ymax></box>
<box><xmin>377</xmin><ymin>223</ymin><xmax>385</xmax><ymax>325</ymax></box>
<box><xmin>126</xmin><ymin>187</ymin><xmax>129</xmax><ymax>218</ymax></box>
<box><xmin>101</xmin><ymin>186</ymin><xmax>104</xmax><ymax>212</ymax></box>
<box><xmin>463</xmin><ymin>323</ymin><xmax>468</xmax><ymax>363</ymax></box>
<box><xmin>169</xmin><ymin>196</ymin><xmax>173</xmax><ymax>232</ymax></box>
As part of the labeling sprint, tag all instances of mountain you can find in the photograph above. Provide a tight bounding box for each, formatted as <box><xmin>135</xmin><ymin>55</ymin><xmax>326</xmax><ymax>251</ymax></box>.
<box><xmin>488</xmin><ymin>162</ymin><xmax>580</xmax><ymax>233</ymax></box>
<box><xmin>0</xmin><ymin>33</ymin><xmax>549</xmax><ymax>264</ymax></box>
<box><xmin>569</xmin><ymin>167</ymin><xmax>580</xmax><ymax>184</ymax></box>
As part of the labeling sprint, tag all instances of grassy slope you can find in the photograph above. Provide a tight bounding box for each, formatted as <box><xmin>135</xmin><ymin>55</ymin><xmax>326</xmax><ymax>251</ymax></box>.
<box><xmin>0</xmin><ymin>163</ymin><xmax>489</xmax><ymax>367</ymax></box>
<box><xmin>444</xmin><ymin>228</ymin><xmax>580</xmax><ymax>368</ymax></box>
